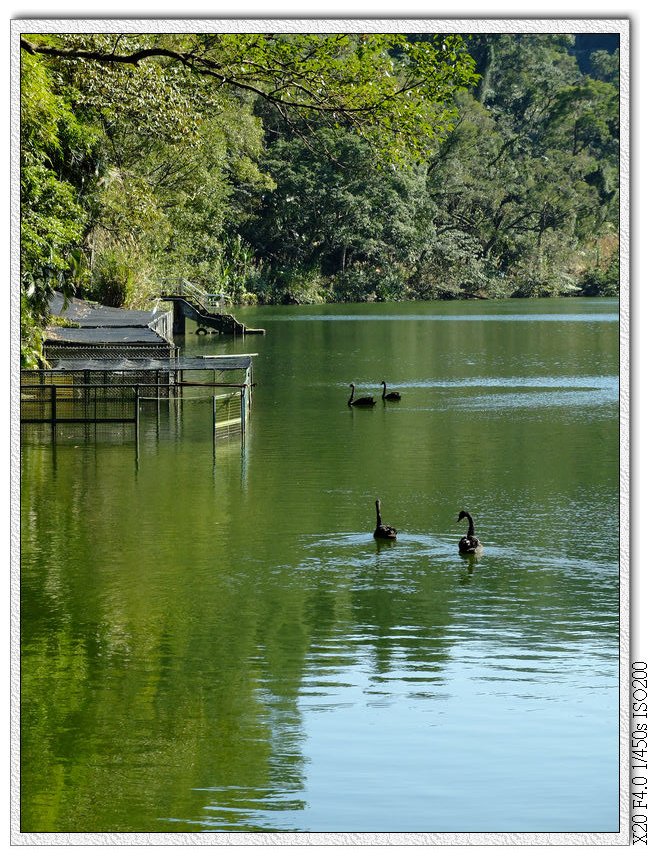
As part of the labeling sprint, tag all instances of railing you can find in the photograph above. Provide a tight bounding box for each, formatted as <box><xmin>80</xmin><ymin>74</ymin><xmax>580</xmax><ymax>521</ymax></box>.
<box><xmin>159</xmin><ymin>278</ymin><xmax>232</xmax><ymax>311</ymax></box>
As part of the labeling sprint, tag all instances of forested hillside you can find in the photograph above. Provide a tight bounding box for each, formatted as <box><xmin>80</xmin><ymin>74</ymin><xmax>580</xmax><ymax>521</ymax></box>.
<box><xmin>20</xmin><ymin>32</ymin><xmax>619</xmax><ymax>366</ymax></box>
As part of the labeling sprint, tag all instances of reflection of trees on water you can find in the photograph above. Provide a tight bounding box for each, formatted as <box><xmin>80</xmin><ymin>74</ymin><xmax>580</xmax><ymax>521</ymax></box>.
<box><xmin>21</xmin><ymin>498</ymin><xmax>618</xmax><ymax>832</ymax></box>
<box><xmin>345</xmin><ymin>569</ymin><xmax>455</xmax><ymax>682</ymax></box>
<box><xmin>20</xmin><ymin>327</ymin><xmax>619</xmax><ymax>833</ymax></box>
<box><xmin>21</xmin><ymin>537</ymin><xmax>457</xmax><ymax>832</ymax></box>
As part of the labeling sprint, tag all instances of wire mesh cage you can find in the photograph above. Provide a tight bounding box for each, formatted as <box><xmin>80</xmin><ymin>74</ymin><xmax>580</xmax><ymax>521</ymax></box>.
<box><xmin>20</xmin><ymin>369</ymin><xmax>168</xmax><ymax>424</ymax></box>
<box><xmin>213</xmin><ymin>391</ymin><xmax>244</xmax><ymax>436</ymax></box>
<box><xmin>20</xmin><ymin>357</ymin><xmax>253</xmax><ymax>439</ymax></box>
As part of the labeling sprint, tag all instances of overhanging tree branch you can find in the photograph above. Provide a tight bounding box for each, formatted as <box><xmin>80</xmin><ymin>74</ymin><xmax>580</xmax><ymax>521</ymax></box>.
<box><xmin>19</xmin><ymin>35</ymin><xmax>474</xmax><ymax>133</ymax></box>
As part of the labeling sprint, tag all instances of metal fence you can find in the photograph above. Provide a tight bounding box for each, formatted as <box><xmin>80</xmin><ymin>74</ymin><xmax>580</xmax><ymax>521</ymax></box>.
<box><xmin>21</xmin><ymin>373</ymin><xmax>249</xmax><ymax>439</ymax></box>
<box><xmin>212</xmin><ymin>391</ymin><xmax>245</xmax><ymax>435</ymax></box>
<box><xmin>44</xmin><ymin>343</ymin><xmax>177</xmax><ymax>361</ymax></box>
<box><xmin>21</xmin><ymin>382</ymin><xmax>142</xmax><ymax>427</ymax></box>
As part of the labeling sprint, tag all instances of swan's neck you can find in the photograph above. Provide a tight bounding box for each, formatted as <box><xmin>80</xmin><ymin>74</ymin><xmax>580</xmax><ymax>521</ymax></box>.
<box><xmin>465</xmin><ymin>514</ymin><xmax>475</xmax><ymax>537</ymax></box>
<box><xmin>375</xmin><ymin>501</ymin><xmax>382</xmax><ymax>527</ymax></box>
<box><xmin>382</xmin><ymin>382</ymin><xmax>387</xmax><ymax>397</ymax></box>
<box><xmin>348</xmin><ymin>386</ymin><xmax>354</xmax><ymax>405</ymax></box>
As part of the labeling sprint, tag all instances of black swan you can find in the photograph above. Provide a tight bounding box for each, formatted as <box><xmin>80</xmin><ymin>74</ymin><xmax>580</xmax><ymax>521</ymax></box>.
<box><xmin>374</xmin><ymin>499</ymin><xmax>397</xmax><ymax>540</ymax></box>
<box><xmin>457</xmin><ymin>510</ymin><xmax>483</xmax><ymax>554</ymax></box>
<box><xmin>381</xmin><ymin>381</ymin><xmax>401</xmax><ymax>401</ymax></box>
<box><xmin>348</xmin><ymin>383</ymin><xmax>376</xmax><ymax>407</ymax></box>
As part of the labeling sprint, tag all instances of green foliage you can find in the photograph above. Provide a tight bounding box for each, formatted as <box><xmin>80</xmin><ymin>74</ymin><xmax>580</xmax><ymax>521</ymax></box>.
<box><xmin>19</xmin><ymin>30</ymin><xmax>620</xmax><ymax>363</ymax></box>
<box><xmin>245</xmin><ymin>128</ymin><xmax>430</xmax><ymax>296</ymax></box>
<box><xmin>579</xmin><ymin>256</ymin><xmax>620</xmax><ymax>296</ymax></box>
<box><xmin>90</xmin><ymin>246</ymin><xmax>152</xmax><ymax>308</ymax></box>
<box><xmin>420</xmin><ymin>36</ymin><xmax>619</xmax><ymax>297</ymax></box>
<box><xmin>21</xmin><ymin>57</ymin><xmax>89</xmax><ymax>296</ymax></box>
<box><xmin>20</xmin><ymin>46</ymin><xmax>102</xmax><ymax>359</ymax></box>
<box><xmin>23</xmin><ymin>32</ymin><xmax>477</xmax><ymax>160</ymax></box>
<box><xmin>585</xmin><ymin>48</ymin><xmax>620</xmax><ymax>85</ymax></box>
<box><xmin>20</xmin><ymin>293</ymin><xmax>45</xmax><ymax>368</ymax></box>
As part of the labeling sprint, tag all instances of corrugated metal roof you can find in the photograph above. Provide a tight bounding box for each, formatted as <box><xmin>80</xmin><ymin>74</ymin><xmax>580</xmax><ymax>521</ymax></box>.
<box><xmin>49</xmin><ymin>356</ymin><xmax>253</xmax><ymax>371</ymax></box>
<box><xmin>49</xmin><ymin>292</ymin><xmax>164</xmax><ymax>327</ymax></box>
<box><xmin>45</xmin><ymin>326</ymin><xmax>167</xmax><ymax>344</ymax></box>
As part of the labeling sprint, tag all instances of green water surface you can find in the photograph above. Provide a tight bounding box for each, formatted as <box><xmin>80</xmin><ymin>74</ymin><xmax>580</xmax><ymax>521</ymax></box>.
<box><xmin>20</xmin><ymin>298</ymin><xmax>620</xmax><ymax>834</ymax></box>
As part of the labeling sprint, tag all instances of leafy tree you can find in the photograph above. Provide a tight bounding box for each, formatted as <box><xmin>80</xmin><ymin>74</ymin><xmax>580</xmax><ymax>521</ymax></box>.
<box><xmin>589</xmin><ymin>48</ymin><xmax>620</xmax><ymax>84</ymax></box>
<box><xmin>20</xmin><ymin>49</ymin><xmax>101</xmax><ymax>363</ymax></box>
<box><xmin>422</xmin><ymin>35</ymin><xmax>619</xmax><ymax>296</ymax></box>
<box><xmin>21</xmin><ymin>32</ymin><xmax>478</xmax><ymax>162</ymax></box>
<box><xmin>245</xmin><ymin>128</ymin><xmax>430</xmax><ymax>301</ymax></box>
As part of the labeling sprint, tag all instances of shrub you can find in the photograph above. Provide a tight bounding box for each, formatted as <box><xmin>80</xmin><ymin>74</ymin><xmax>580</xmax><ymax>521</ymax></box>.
<box><xmin>579</xmin><ymin>257</ymin><xmax>620</xmax><ymax>296</ymax></box>
<box><xmin>90</xmin><ymin>248</ymin><xmax>138</xmax><ymax>307</ymax></box>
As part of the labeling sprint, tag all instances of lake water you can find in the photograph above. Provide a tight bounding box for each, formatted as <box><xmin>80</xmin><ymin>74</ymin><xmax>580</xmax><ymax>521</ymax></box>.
<box><xmin>20</xmin><ymin>298</ymin><xmax>621</xmax><ymax>835</ymax></box>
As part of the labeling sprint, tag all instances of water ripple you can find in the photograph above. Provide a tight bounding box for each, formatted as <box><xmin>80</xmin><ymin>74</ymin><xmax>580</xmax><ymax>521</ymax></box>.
<box><xmin>333</xmin><ymin>375</ymin><xmax>618</xmax><ymax>410</ymax></box>
<box><xmin>266</xmin><ymin>313</ymin><xmax>618</xmax><ymax>323</ymax></box>
<box><xmin>301</xmin><ymin>532</ymin><xmax>618</xmax><ymax>580</ymax></box>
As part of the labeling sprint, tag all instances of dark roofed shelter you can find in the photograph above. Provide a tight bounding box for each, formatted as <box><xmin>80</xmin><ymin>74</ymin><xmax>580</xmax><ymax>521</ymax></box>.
<box><xmin>24</xmin><ymin>294</ymin><xmax>258</xmax><ymax>435</ymax></box>
<box><xmin>45</xmin><ymin>292</ymin><xmax>175</xmax><ymax>360</ymax></box>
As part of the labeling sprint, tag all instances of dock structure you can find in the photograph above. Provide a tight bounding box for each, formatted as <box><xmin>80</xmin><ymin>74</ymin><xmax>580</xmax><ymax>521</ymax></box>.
<box><xmin>23</xmin><ymin>292</ymin><xmax>259</xmax><ymax>438</ymax></box>
<box><xmin>21</xmin><ymin>352</ymin><xmax>256</xmax><ymax>437</ymax></box>
<box><xmin>45</xmin><ymin>292</ymin><xmax>176</xmax><ymax>361</ymax></box>
<box><xmin>157</xmin><ymin>278</ymin><xmax>265</xmax><ymax>336</ymax></box>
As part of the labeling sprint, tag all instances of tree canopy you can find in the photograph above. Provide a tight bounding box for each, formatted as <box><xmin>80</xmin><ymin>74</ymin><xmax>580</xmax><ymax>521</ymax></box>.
<box><xmin>21</xmin><ymin>32</ymin><xmax>477</xmax><ymax>158</ymax></box>
<box><xmin>19</xmin><ymin>31</ymin><xmax>620</xmax><ymax>366</ymax></box>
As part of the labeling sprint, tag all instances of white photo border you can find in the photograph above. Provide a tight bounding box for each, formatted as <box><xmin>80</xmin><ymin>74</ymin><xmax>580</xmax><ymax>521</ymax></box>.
<box><xmin>9</xmin><ymin>15</ymin><xmax>631</xmax><ymax>848</ymax></box>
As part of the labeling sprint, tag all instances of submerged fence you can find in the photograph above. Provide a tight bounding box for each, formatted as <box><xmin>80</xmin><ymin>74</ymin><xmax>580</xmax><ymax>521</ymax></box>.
<box><xmin>213</xmin><ymin>391</ymin><xmax>246</xmax><ymax>435</ymax></box>
<box><xmin>21</xmin><ymin>382</ymin><xmax>141</xmax><ymax>425</ymax></box>
<box><xmin>20</xmin><ymin>376</ymin><xmax>251</xmax><ymax>439</ymax></box>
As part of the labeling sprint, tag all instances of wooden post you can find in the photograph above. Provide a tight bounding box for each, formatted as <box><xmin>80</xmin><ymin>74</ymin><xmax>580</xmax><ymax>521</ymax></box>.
<box><xmin>172</xmin><ymin>300</ymin><xmax>185</xmax><ymax>335</ymax></box>
<box><xmin>50</xmin><ymin>384</ymin><xmax>57</xmax><ymax>437</ymax></box>
<box><xmin>246</xmin><ymin>365</ymin><xmax>252</xmax><ymax>411</ymax></box>
<box><xmin>135</xmin><ymin>392</ymin><xmax>140</xmax><ymax>470</ymax></box>
<box><xmin>240</xmin><ymin>387</ymin><xmax>246</xmax><ymax>436</ymax></box>
<box><xmin>84</xmin><ymin>369</ymin><xmax>90</xmax><ymax>417</ymax></box>
<box><xmin>212</xmin><ymin>395</ymin><xmax>218</xmax><ymax>455</ymax></box>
